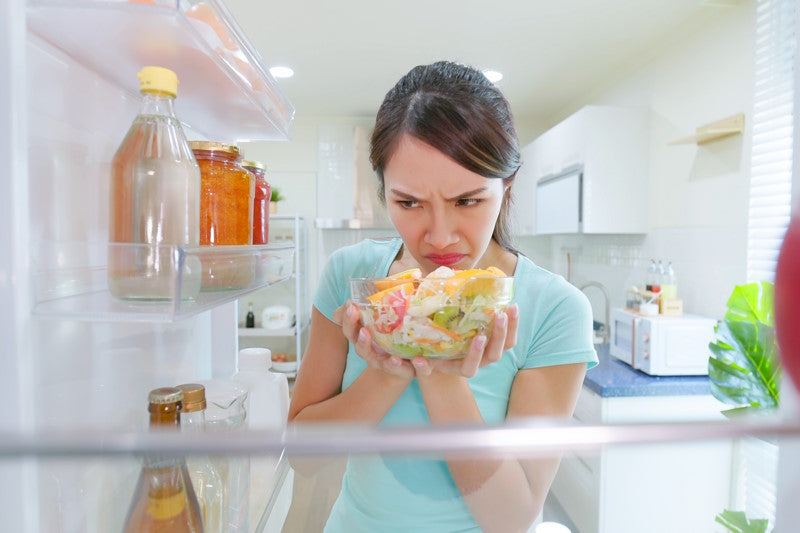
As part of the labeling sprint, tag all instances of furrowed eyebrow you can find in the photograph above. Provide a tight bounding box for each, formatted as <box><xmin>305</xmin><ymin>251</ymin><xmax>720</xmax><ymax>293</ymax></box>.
<box><xmin>388</xmin><ymin>187</ymin><xmax>487</xmax><ymax>202</ymax></box>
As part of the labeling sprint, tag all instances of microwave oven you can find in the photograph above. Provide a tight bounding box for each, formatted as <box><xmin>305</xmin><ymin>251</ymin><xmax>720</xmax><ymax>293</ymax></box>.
<box><xmin>609</xmin><ymin>308</ymin><xmax>718</xmax><ymax>376</ymax></box>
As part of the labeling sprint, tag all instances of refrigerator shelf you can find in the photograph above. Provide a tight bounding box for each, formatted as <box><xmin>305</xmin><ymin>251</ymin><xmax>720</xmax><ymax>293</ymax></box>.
<box><xmin>32</xmin><ymin>242</ymin><xmax>295</xmax><ymax>322</ymax></box>
<box><xmin>26</xmin><ymin>0</ymin><xmax>295</xmax><ymax>142</ymax></box>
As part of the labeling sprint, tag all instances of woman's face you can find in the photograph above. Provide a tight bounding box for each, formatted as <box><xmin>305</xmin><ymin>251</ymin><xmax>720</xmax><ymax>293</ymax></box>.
<box><xmin>383</xmin><ymin>134</ymin><xmax>506</xmax><ymax>275</ymax></box>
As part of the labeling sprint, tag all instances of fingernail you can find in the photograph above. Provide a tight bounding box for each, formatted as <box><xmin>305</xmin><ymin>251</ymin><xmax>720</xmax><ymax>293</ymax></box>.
<box><xmin>508</xmin><ymin>305</ymin><xmax>519</xmax><ymax>319</ymax></box>
<box><xmin>413</xmin><ymin>358</ymin><xmax>424</xmax><ymax>367</ymax></box>
<box><xmin>474</xmin><ymin>335</ymin><xmax>487</xmax><ymax>350</ymax></box>
<box><xmin>496</xmin><ymin>313</ymin><xmax>508</xmax><ymax>328</ymax></box>
<box><xmin>358</xmin><ymin>329</ymin><xmax>368</xmax><ymax>343</ymax></box>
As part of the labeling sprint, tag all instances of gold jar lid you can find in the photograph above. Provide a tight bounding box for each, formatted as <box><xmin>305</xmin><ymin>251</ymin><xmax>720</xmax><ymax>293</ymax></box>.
<box><xmin>188</xmin><ymin>141</ymin><xmax>240</xmax><ymax>157</ymax></box>
<box><xmin>176</xmin><ymin>383</ymin><xmax>206</xmax><ymax>412</ymax></box>
<box><xmin>241</xmin><ymin>160</ymin><xmax>265</xmax><ymax>171</ymax></box>
<box><xmin>148</xmin><ymin>387</ymin><xmax>183</xmax><ymax>405</ymax></box>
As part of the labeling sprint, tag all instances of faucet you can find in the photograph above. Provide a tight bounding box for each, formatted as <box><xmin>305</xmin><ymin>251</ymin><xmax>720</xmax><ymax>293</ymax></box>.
<box><xmin>579</xmin><ymin>281</ymin><xmax>610</xmax><ymax>345</ymax></box>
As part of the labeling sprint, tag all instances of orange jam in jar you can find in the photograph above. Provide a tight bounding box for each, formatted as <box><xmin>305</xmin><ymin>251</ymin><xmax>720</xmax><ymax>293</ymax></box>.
<box><xmin>242</xmin><ymin>160</ymin><xmax>270</xmax><ymax>245</ymax></box>
<box><xmin>189</xmin><ymin>141</ymin><xmax>255</xmax><ymax>290</ymax></box>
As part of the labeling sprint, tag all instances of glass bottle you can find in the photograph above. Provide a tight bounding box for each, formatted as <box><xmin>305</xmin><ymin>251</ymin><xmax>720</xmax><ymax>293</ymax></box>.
<box><xmin>245</xmin><ymin>302</ymin><xmax>255</xmax><ymax>328</ymax></box>
<box><xmin>662</xmin><ymin>262</ymin><xmax>677</xmax><ymax>299</ymax></box>
<box><xmin>177</xmin><ymin>383</ymin><xmax>225</xmax><ymax>533</ymax></box>
<box><xmin>124</xmin><ymin>387</ymin><xmax>203</xmax><ymax>533</ymax></box>
<box><xmin>645</xmin><ymin>259</ymin><xmax>657</xmax><ymax>292</ymax></box>
<box><xmin>108</xmin><ymin>66</ymin><xmax>202</xmax><ymax>301</ymax></box>
<box><xmin>242</xmin><ymin>160</ymin><xmax>271</xmax><ymax>245</ymax></box>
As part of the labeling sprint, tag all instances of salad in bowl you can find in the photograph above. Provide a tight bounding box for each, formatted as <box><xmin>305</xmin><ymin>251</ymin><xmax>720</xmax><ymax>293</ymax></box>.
<box><xmin>350</xmin><ymin>266</ymin><xmax>514</xmax><ymax>360</ymax></box>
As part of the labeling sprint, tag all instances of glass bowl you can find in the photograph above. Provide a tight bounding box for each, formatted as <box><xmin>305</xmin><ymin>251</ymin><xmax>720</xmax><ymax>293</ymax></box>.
<box><xmin>350</xmin><ymin>272</ymin><xmax>514</xmax><ymax>360</ymax></box>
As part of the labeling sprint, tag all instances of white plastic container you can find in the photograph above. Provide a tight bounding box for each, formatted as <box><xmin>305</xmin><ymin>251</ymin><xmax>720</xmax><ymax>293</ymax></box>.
<box><xmin>233</xmin><ymin>347</ymin><xmax>290</xmax><ymax>429</ymax></box>
<box><xmin>233</xmin><ymin>348</ymin><xmax>290</xmax><ymax>526</ymax></box>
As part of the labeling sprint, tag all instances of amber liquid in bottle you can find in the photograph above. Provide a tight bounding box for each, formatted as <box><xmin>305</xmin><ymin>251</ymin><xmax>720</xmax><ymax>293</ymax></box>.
<box><xmin>108</xmin><ymin>82</ymin><xmax>202</xmax><ymax>301</ymax></box>
<box><xmin>124</xmin><ymin>388</ymin><xmax>204</xmax><ymax>533</ymax></box>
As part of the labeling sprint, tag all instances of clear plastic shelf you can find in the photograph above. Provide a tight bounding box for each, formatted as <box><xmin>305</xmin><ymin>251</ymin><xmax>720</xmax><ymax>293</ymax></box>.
<box><xmin>32</xmin><ymin>241</ymin><xmax>295</xmax><ymax>322</ymax></box>
<box><xmin>26</xmin><ymin>0</ymin><xmax>295</xmax><ymax>142</ymax></box>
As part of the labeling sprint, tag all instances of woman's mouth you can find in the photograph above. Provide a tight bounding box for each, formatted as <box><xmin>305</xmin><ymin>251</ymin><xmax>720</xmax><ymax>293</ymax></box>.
<box><xmin>427</xmin><ymin>254</ymin><xmax>466</xmax><ymax>266</ymax></box>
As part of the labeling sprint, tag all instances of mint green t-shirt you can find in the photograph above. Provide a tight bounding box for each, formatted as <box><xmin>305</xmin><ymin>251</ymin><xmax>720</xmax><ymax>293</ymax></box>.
<box><xmin>313</xmin><ymin>238</ymin><xmax>598</xmax><ymax>532</ymax></box>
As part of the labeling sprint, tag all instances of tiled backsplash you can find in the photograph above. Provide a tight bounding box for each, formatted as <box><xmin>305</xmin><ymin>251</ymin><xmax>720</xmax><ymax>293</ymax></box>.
<box><xmin>517</xmin><ymin>227</ymin><xmax>746</xmax><ymax>324</ymax></box>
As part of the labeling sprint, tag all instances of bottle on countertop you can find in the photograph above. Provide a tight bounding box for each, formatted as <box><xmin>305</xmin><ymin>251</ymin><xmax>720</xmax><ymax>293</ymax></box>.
<box><xmin>662</xmin><ymin>262</ymin><xmax>677</xmax><ymax>299</ymax></box>
<box><xmin>177</xmin><ymin>383</ymin><xmax>225</xmax><ymax>533</ymax></box>
<box><xmin>123</xmin><ymin>387</ymin><xmax>203</xmax><ymax>533</ymax></box>
<box><xmin>245</xmin><ymin>302</ymin><xmax>255</xmax><ymax>328</ymax></box>
<box><xmin>645</xmin><ymin>259</ymin><xmax>657</xmax><ymax>292</ymax></box>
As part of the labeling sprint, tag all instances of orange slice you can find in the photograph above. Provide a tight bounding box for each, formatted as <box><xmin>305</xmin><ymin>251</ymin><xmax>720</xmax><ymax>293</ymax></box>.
<box><xmin>367</xmin><ymin>281</ymin><xmax>416</xmax><ymax>304</ymax></box>
<box><xmin>374</xmin><ymin>268</ymin><xmax>421</xmax><ymax>291</ymax></box>
<box><xmin>444</xmin><ymin>267</ymin><xmax>505</xmax><ymax>295</ymax></box>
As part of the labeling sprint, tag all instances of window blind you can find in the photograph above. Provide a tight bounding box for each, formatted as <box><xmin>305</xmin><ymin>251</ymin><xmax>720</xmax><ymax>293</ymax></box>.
<box><xmin>736</xmin><ymin>0</ymin><xmax>795</xmax><ymax>529</ymax></box>
<box><xmin>747</xmin><ymin>0</ymin><xmax>795</xmax><ymax>283</ymax></box>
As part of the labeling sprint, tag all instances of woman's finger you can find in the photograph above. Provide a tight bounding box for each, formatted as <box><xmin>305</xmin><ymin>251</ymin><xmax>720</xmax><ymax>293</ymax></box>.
<box><xmin>340</xmin><ymin>302</ymin><xmax>361</xmax><ymax>343</ymax></box>
<box><xmin>480</xmin><ymin>311</ymin><xmax>508</xmax><ymax>366</ymax></box>
<box><xmin>459</xmin><ymin>334</ymin><xmax>485</xmax><ymax>378</ymax></box>
<box><xmin>503</xmin><ymin>304</ymin><xmax>519</xmax><ymax>352</ymax></box>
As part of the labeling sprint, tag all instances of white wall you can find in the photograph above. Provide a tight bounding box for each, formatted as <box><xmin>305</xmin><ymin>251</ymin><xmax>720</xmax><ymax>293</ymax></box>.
<box><xmin>516</xmin><ymin>2</ymin><xmax>755</xmax><ymax>321</ymax></box>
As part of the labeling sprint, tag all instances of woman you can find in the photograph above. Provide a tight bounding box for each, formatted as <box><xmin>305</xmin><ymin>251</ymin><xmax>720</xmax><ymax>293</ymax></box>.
<box><xmin>289</xmin><ymin>61</ymin><xmax>598</xmax><ymax>532</ymax></box>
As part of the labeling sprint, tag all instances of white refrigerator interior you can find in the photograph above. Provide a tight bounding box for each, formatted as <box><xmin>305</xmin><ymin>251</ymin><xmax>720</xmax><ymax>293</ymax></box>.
<box><xmin>0</xmin><ymin>1</ymin><xmax>295</xmax><ymax>531</ymax></box>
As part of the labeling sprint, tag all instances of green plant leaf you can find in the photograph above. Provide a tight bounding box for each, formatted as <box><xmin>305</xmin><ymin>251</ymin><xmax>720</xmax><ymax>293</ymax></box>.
<box><xmin>714</xmin><ymin>509</ymin><xmax>769</xmax><ymax>533</ymax></box>
<box><xmin>708</xmin><ymin>282</ymin><xmax>780</xmax><ymax>412</ymax></box>
<box><xmin>724</xmin><ymin>281</ymin><xmax>774</xmax><ymax>326</ymax></box>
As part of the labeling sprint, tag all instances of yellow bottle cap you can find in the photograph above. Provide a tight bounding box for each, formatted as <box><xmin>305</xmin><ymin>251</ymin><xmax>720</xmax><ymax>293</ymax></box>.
<box><xmin>137</xmin><ymin>66</ymin><xmax>179</xmax><ymax>97</ymax></box>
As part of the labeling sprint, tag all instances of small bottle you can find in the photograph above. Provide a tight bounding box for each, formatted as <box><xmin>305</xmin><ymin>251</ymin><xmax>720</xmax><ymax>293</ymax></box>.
<box><xmin>651</xmin><ymin>260</ymin><xmax>662</xmax><ymax>294</ymax></box>
<box><xmin>124</xmin><ymin>387</ymin><xmax>203</xmax><ymax>533</ymax></box>
<box><xmin>662</xmin><ymin>262</ymin><xmax>678</xmax><ymax>300</ymax></box>
<box><xmin>245</xmin><ymin>302</ymin><xmax>255</xmax><ymax>328</ymax></box>
<box><xmin>109</xmin><ymin>66</ymin><xmax>201</xmax><ymax>301</ymax></box>
<box><xmin>645</xmin><ymin>259</ymin><xmax>657</xmax><ymax>292</ymax></box>
<box><xmin>177</xmin><ymin>384</ymin><xmax>225</xmax><ymax>533</ymax></box>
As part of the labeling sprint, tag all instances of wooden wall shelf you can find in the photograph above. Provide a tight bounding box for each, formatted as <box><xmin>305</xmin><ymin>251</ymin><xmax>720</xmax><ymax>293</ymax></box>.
<box><xmin>668</xmin><ymin>113</ymin><xmax>745</xmax><ymax>145</ymax></box>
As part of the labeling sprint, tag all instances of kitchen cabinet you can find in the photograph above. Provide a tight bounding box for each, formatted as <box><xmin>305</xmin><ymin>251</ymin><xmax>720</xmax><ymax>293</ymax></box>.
<box><xmin>512</xmin><ymin>105</ymin><xmax>650</xmax><ymax>235</ymax></box>
<box><xmin>549</xmin><ymin>347</ymin><xmax>733</xmax><ymax>533</ymax></box>
<box><xmin>238</xmin><ymin>214</ymin><xmax>309</xmax><ymax>374</ymax></box>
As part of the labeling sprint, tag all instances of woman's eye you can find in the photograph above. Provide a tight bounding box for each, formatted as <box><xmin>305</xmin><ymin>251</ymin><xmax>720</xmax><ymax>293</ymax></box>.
<box><xmin>456</xmin><ymin>198</ymin><xmax>482</xmax><ymax>207</ymax></box>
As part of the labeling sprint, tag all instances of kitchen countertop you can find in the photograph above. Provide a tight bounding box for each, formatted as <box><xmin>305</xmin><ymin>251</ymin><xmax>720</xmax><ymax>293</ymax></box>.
<box><xmin>585</xmin><ymin>344</ymin><xmax>711</xmax><ymax>397</ymax></box>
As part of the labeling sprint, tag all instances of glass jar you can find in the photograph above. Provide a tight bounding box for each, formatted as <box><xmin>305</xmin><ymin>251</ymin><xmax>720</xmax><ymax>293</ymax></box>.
<box><xmin>189</xmin><ymin>141</ymin><xmax>255</xmax><ymax>290</ymax></box>
<box><xmin>241</xmin><ymin>160</ymin><xmax>270</xmax><ymax>245</ymax></box>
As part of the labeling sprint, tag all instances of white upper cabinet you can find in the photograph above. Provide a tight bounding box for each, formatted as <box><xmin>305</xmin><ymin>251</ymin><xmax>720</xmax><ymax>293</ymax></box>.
<box><xmin>513</xmin><ymin>105</ymin><xmax>650</xmax><ymax>235</ymax></box>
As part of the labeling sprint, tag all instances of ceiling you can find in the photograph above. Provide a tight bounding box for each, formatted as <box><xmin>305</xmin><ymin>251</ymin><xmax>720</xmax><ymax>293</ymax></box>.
<box><xmin>225</xmin><ymin>0</ymin><xmax>741</xmax><ymax>122</ymax></box>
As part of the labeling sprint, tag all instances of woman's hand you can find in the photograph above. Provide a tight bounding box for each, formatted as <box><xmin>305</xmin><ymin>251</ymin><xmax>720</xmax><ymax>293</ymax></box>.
<box><xmin>412</xmin><ymin>304</ymin><xmax>519</xmax><ymax>379</ymax></box>
<box><xmin>333</xmin><ymin>301</ymin><xmax>416</xmax><ymax>381</ymax></box>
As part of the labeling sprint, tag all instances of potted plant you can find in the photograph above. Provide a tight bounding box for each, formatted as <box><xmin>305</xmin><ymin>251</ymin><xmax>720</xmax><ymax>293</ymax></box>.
<box><xmin>270</xmin><ymin>187</ymin><xmax>284</xmax><ymax>214</ymax></box>
<box><xmin>708</xmin><ymin>280</ymin><xmax>781</xmax><ymax>532</ymax></box>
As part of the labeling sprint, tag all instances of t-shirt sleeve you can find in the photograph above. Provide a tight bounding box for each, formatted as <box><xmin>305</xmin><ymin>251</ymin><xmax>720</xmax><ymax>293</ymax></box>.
<box><xmin>313</xmin><ymin>249</ymin><xmax>346</xmax><ymax>322</ymax></box>
<box><xmin>522</xmin><ymin>281</ymin><xmax>599</xmax><ymax>370</ymax></box>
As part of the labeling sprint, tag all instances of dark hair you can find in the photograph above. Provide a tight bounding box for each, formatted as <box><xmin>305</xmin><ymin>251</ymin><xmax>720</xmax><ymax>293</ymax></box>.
<box><xmin>370</xmin><ymin>60</ymin><xmax>521</xmax><ymax>252</ymax></box>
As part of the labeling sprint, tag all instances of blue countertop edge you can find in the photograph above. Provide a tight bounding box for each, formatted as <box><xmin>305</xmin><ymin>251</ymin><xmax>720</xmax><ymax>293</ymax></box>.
<box><xmin>585</xmin><ymin>344</ymin><xmax>711</xmax><ymax>398</ymax></box>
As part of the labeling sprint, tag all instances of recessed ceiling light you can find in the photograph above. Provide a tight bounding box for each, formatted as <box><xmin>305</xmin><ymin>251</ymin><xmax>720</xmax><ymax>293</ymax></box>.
<box><xmin>269</xmin><ymin>66</ymin><xmax>294</xmax><ymax>79</ymax></box>
<box><xmin>482</xmin><ymin>70</ymin><xmax>503</xmax><ymax>83</ymax></box>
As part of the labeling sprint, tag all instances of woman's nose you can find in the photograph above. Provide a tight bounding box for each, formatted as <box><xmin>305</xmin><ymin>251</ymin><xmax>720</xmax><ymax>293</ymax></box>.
<box><xmin>424</xmin><ymin>212</ymin><xmax>459</xmax><ymax>249</ymax></box>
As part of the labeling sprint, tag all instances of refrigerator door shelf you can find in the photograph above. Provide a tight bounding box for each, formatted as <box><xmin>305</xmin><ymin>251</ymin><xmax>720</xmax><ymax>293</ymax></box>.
<box><xmin>27</xmin><ymin>0</ymin><xmax>295</xmax><ymax>142</ymax></box>
<box><xmin>32</xmin><ymin>241</ymin><xmax>295</xmax><ymax>322</ymax></box>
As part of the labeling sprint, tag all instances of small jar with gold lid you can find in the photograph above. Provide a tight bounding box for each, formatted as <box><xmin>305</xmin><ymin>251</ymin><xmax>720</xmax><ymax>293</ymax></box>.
<box><xmin>189</xmin><ymin>141</ymin><xmax>256</xmax><ymax>290</ymax></box>
<box><xmin>241</xmin><ymin>160</ymin><xmax>271</xmax><ymax>245</ymax></box>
